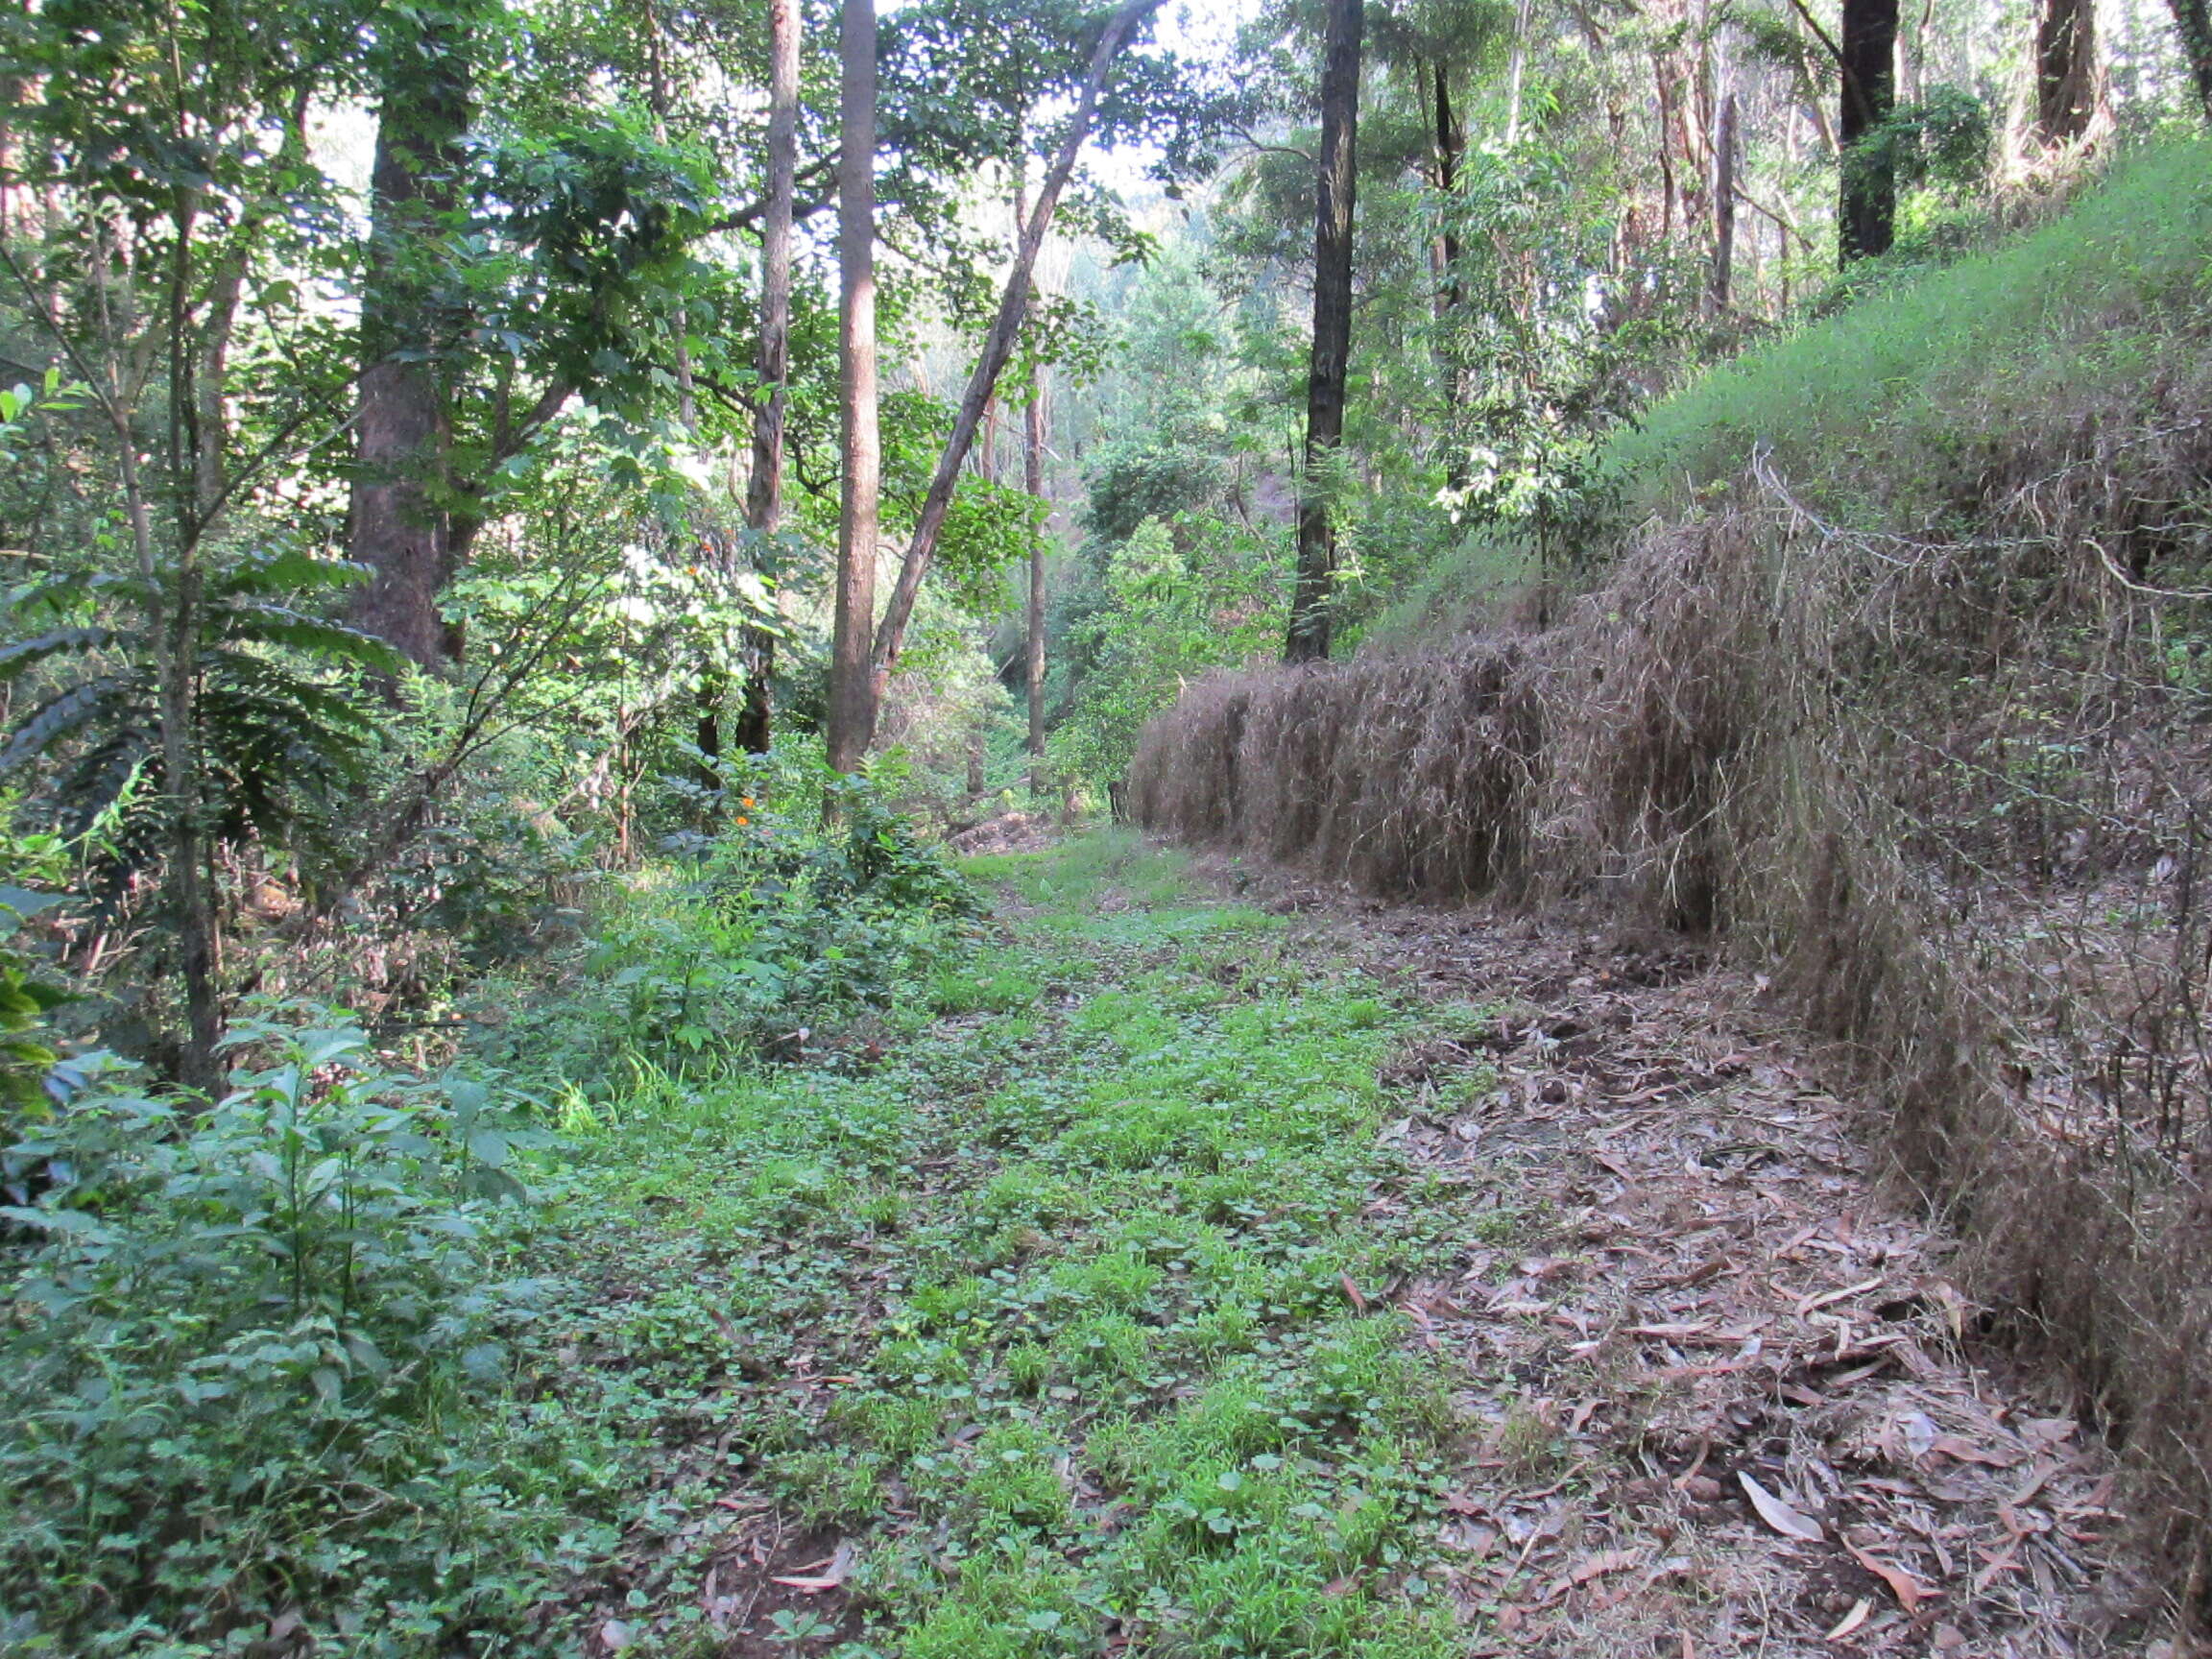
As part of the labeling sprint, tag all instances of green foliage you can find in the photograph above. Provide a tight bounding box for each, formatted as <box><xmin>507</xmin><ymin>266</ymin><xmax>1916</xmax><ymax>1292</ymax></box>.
<box><xmin>0</xmin><ymin>547</ymin><xmax>397</xmax><ymax>895</ymax></box>
<box><xmin>492</xmin><ymin>749</ymin><xmax>977</xmax><ymax>1075</ymax></box>
<box><xmin>486</xmin><ymin>832</ymin><xmax>1494</xmax><ymax>1656</ymax></box>
<box><xmin>0</xmin><ymin>1016</ymin><xmax>565</xmax><ymax>1653</ymax></box>
<box><xmin>1051</xmin><ymin>514</ymin><xmax>1286</xmax><ymax>790</ymax></box>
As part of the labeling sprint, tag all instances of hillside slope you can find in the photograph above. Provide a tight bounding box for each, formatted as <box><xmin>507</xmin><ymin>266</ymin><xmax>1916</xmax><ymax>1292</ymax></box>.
<box><xmin>1130</xmin><ymin>137</ymin><xmax>2212</xmax><ymax>1611</ymax></box>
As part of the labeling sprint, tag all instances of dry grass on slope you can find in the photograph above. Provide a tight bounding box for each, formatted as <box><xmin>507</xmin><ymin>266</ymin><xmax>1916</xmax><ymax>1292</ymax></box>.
<box><xmin>1128</xmin><ymin>381</ymin><xmax>2212</xmax><ymax>1619</ymax></box>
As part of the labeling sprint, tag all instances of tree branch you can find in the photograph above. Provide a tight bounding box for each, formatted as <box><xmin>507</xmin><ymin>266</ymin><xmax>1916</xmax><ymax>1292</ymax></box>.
<box><xmin>867</xmin><ymin>0</ymin><xmax>1166</xmax><ymax>696</ymax></box>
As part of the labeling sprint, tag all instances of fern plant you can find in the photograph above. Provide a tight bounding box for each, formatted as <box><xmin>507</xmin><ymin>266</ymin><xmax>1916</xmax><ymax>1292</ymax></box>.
<box><xmin>0</xmin><ymin>546</ymin><xmax>399</xmax><ymax>893</ymax></box>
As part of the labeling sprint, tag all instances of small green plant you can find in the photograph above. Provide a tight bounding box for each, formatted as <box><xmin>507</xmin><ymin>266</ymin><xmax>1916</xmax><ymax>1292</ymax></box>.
<box><xmin>768</xmin><ymin>1607</ymin><xmax>839</xmax><ymax>1646</ymax></box>
<box><xmin>0</xmin><ymin>1011</ymin><xmax>560</xmax><ymax>1651</ymax></box>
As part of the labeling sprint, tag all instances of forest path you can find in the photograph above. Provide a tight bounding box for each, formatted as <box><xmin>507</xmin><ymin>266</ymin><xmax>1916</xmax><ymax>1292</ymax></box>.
<box><xmin>1211</xmin><ymin>853</ymin><xmax>2154</xmax><ymax>1657</ymax></box>
<box><xmin>576</xmin><ymin>832</ymin><xmax>2150</xmax><ymax>1659</ymax></box>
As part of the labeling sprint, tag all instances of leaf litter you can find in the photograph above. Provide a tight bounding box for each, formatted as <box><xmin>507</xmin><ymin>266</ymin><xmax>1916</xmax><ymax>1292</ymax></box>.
<box><xmin>1207</xmin><ymin>851</ymin><xmax>2165</xmax><ymax>1658</ymax></box>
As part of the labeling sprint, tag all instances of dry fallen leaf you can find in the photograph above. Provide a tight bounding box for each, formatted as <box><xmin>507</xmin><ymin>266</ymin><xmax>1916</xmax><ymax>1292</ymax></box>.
<box><xmin>1570</xmin><ymin>1548</ymin><xmax>1640</xmax><ymax>1585</ymax></box>
<box><xmin>770</xmin><ymin>1540</ymin><xmax>854</xmax><ymax>1594</ymax></box>
<box><xmin>1824</xmin><ymin>1598</ymin><xmax>1872</xmax><ymax>1642</ymax></box>
<box><xmin>1929</xmin><ymin>1433</ymin><xmax>2020</xmax><ymax>1468</ymax></box>
<box><xmin>1740</xmin><ymin>1472</ymin><xmax>1825</xmax><ymax>1542</ymax></box>
<box><xmin>1798</xmin><ymin>1276</ymin><xmax>1884</xmax><ymax>1317</ymax></box>
<box><xmin>1843</xmin><ymin>1541</ymin><xmax>1928</xmax><ymax>1613</ymax></box>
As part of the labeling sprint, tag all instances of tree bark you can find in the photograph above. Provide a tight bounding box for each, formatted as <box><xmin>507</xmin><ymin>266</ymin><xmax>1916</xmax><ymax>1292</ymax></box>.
<box><xmin>2034</xmin><ymin>0</ymin><xmax>2103</xmax><ymax>143</ymax></box>
<box><xmin>1710</xmin><ymin>89</ymin><xmax>1739</xmax><ymax>310</ymax></box>
<box><xmin>1025</xmin><ymin>370</ymin><xmax>1047</xmax><ymax>794</ymax></box>
<box><xmin>865</xmin><ymin>0</ymin><xmax>1165</xmax><ymax>709</ymax></box>
<box><xmin>2171</xmin><ymin>0</ymin><xmax>2212</xmax><ymax>118</ymax></box>
<box><xmin>1019</xmin><ymin>154</ymin><xmax>1048</xmax><ymax>794</ymax></box>
<box><xmin>1430</xmin><ymin>58</ymin><xmax>1469</xmax><ymax>477</ymax></box>
<box><xmin>1285</xmin><ymin>0</ymin><xmax>1362</xmax><ymax>665</ymax></box>
<box><xmin>1504</xmin><ymin>0</ymin><xmax>1533</xmax><ymax>144</ymax></box>
<box><xmin>349</xmin><ymin>19</ymin><xmax>472</xmax><ymax>673</ymax></box>
<box><xmin>1838</xmin><ymin>0</ymin><xmax>1899</xmax><ymax>263</ymax></box>
<box><xmin>827</xmin><ymin>0</ymin><xmax>880</xmax><ymax>774</ymax></box>
<box><xmin>736</xmin><ymin>0</ymin><xmax>799</xmax><ymax>755</ymax></box>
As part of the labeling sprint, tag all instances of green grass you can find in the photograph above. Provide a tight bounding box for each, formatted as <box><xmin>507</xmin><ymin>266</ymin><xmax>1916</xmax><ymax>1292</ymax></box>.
<box><xmin>497</xmin><ymin>830</ymin><xmax>1522</xmax><ymax>1656</ymax></box>
<box><xmin>1610</xmin><ymin>136</ymin><xmax>2212</xmax><ymax>518</ymax></box>
<box><xmin>1370</xmin><ymin>135</ymin><xmax>2212</xmax><ymax>644</ymax></box>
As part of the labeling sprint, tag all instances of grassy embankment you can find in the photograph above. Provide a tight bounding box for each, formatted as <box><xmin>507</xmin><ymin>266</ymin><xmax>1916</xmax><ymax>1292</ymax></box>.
<box><xmin>1129</xmin><ymin>133</ymin><xmax>2212</xmax><ymax>1597</ymax></box>
<box><xmin>1372</xmin><ymin>135</ymin><xmax>2212</xmax><ymax>641</ymax></box>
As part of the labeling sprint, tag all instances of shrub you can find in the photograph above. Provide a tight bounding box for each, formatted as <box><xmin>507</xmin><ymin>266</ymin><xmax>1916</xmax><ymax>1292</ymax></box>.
<box><xmin>492</xmin><ymin>751</ymin><xmax>980</xmax><ymax>1078</ymax></box>
<box><xmin>0</xmin><ymin>1016</ymin><xmax>555</xmax><ymax>1652</ymax></box>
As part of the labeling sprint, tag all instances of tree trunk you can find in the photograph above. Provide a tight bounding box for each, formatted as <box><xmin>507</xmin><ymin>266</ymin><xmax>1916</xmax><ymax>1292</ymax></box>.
<box><xmin>1285</xmin><ymin>0</ymin><xmax>1362</xmax><ymax>665</ymax></box>
<box><xmin>2171</xmin><ymin>0</ymin><xmax>2212</xmax><ymax>117</ymax></box>
<box><xmin>1020</xmin><ymin>156</ymin><xmax>1049</xmax><ymax>795</ymax></box>
<box><xmin>866</xmin><ymin>0</ymin><xmax>1164</xmax><ymax>702</ymax></box>
<box><xmin>1838</xmin><ymin>0</ymin><xmax>1899</xmax><ymax>263</ymax></box>
<box><xmin>1504</xmin><ymin>0</ymin><xmax>1534</xmax><ymax>144</ymax></box>
<box><xmin>1431</xmin><ymin>58</ymin><xmax>1470</xmax><ymax>482</ymax></box>
<box><xmin>1710</xmin><ymin>89</ymin><xmax>1739</xmax><ymax>310</ymax></box>
<box><xmin>737</xmin><ymin>0</ymin><xmax>799</xmax><ymax>755</ymax></box>
<box><xmin>827</xmin><ymin>0</ymin><xmax>880</xmax><ymax>774</ymax></box>
<box><xmin>1025</xmin><ymin>373</ymin><xmax>1047</xmax><ymax>794</ymax></box>
<box><xmin>2035</xmin><ymin>0</ymin><xmax>2103</xmax><ymax>143</ymax></box>
<box><xmin>349</xmin><ymin>19</ymin><xmax>472</xmax><ymax>673</ymax></box>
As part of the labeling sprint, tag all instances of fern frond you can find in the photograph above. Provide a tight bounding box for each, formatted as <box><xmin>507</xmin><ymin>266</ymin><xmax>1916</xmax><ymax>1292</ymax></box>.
<box><xmin>215</xmin><ymin>549</ymin><xmax>373</xmax><ymax>599</ymax></box>
<box><xmin>0</xmin><ymin>627</ymin><xmax>119</xmax><ymax>679</ymax></box>
<box><xmin>212</xmin><ymin>605</ymin><xmax>405</xmax><ymax>672</ymax></box>
<box><xmin>0</xmin><ymin>679</ymin><xmax>123</xmax><ymax>775</ymax></box>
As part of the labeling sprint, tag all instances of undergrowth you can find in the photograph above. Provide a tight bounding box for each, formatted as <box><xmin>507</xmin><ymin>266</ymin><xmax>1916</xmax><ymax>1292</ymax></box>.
<box><xmin>0</xmin><ymin>830</ymin><xmax>1524</xmax><ymax>1655</ymax></box>
<box><xmin>524</xmin><ymin>830</ymin><xmax>1506</xmax><ymax>1658</ymax></box>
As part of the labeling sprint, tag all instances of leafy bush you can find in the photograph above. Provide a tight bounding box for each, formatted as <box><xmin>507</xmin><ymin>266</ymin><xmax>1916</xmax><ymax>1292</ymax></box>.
<box><xmin>0</xmin><ymin>1017</ymin><xmax>557</xmax><ymax>1653</ymax></box>
<box><xmin>493</xmin><ymin>750</ymin><xmax>980</xmax><ymax>1078</ymax></box>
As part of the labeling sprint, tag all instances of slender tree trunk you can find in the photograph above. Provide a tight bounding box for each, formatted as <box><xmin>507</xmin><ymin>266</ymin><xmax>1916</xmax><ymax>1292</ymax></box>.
<box><xmin>2169</xmin><ymin>0</ymin><xmax>2212</xmax><ymax>117</ymax></box>
<box><xmin>2034</xmin><ymin>0</ymin><xmax>2103</xmax><ymax>143</ymax></box>
<box><xmin>1019</xmin><ymin>156</ymin><xmax>1049</xmax><ymax>795</ymax></box>
<box><xmin>828</xmin><ymin>0</ymin><xmax>880</xmax><ymax>774</ymax></box>
<box><xmin>1504</xmin><ymin>0</ymin><xmax>1533</xmax><ymax>144</ymax></box>
<box><xmin>866</xmin><ymin>0</ymin><xmax>1164</xmax><ymax>704</ymax></box>
<box><xmin>1025</xmin><ymin>373</ymin><xmax>1047</xmax><ymax>794</ymax></box>
<box><xmin>1710</xmin><ymin>89</ymin><xmax>1739</xmax><ymax>310</ymax></box>
<box><xmin>349</xmin><ymin>20</ymin><xmax>472</xmax><ymax>672</ymax></box>
<box><xmin>737</xmin><ymin>0</ymin><xmax>799</xmax><ymax>755</ymax></box>
<box><xmin>1285</xmin><ymin>0</ymin><xmax>1362</xmax><ymax>664</ymax></box>
<box><xmin>1839</xmin><ymin>0</ymin><xmax>1899</xmax><ymax>263</ymax></box>
<box><xmin>1431</xmin><ymin>59</ymin><xmax>1471</xmax><ymax>485</ymax></box>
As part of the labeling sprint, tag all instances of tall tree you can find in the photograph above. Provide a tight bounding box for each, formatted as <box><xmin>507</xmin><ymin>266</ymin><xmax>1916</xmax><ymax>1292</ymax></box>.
<box><xmin>1838</xmin><ymin>0</ymin><xmax>1899</xmax><ymax>262</ymax></box>
<box><xmin>349</xmin><ymin>12</ymin><xmax>474</xmax><ymax>672</ymax></box>
<box><xmin>737</xmin><ymin>0</ymin><xmax>800</xmax><ymax>754</ymax></box>
<box><xmin>1025</xmin><ymin>377</ymin><xmax>1049</xmax><ymax>792</ymax></box>
<box><xmin>2034</xmin><ymin>0</ymin><xmax>2102</xmax><ymax>143</ymax></box>
<box><xmin>1285</xmin><ymin>0</ymin><xmax>1363</xmax><ymax>663</ymax></box>
<box><xmin>2168</xmin><ymin>0</ymin><xmax>2212</xmax><ymax>119</ymax></box>
<box><xmin>829</xmin><ymin>0</ymin><xmax>881</xmax><ymax>774</ymax></box>
<box><xmin>1711</xmin><ymin>87</ymin><xmax>1739</xmax><ymax>309</ymax></box>
<box><xmin>864</xmin><ymin>0</ymin><xmax>1166</xmax><ymax>740</ymax></box>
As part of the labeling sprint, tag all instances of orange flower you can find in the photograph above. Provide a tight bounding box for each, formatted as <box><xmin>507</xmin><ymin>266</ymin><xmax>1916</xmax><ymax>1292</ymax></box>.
<box><xmin>741</xmin><ymin>796</ymin><xmax>757</xmax><ymax>808</ymax></box>
<box><xmin>735</xmin><ymin>815</ymin><xmax>751</xmax><ymax>827</ymax></box>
